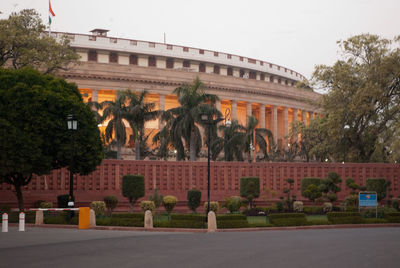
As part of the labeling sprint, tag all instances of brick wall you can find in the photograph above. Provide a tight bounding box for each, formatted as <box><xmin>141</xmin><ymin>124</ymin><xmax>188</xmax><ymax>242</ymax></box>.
<box><xmin>1</xmin><ymin>160</ymin><xmax>399</xmax><ymax>210</ymax></box>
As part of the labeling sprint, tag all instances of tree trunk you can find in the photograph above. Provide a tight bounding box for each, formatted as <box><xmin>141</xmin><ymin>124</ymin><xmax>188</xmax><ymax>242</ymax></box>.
<box><xmin>129</xmin><ymin>199</ymin><xmax>134</xmax><ymax>212</ymax></box>
<box><xmin>14</xmin><ymin>184</ymin><xmax>24</xmax><ymax>211</ymax></box>
<box><xmin>135</xmin><ymin>138</ymin><xmax>140</xmax><ymax>160</ymax></box>
<box><xmin>117</xmin><ymin>140</ymin><xmax>122</xmax><ymax>160</ymax></box>
<box><xmin>190</xmin><ymin>130</ymin><xmax>197</xmax><ymax>161</ymax></box>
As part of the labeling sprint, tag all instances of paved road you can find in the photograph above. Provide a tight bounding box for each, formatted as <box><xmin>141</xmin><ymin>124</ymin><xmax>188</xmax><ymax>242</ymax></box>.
<box><xmin>1</xmin><ymin>227</ymin><xmax>399</xmax><ymax>268</ymax></box>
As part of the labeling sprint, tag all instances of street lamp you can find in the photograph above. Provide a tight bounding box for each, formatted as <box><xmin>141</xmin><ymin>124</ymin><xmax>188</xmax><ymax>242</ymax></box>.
<box><xmin>342</xmin><ymin>124</ymin><xmax>350</xmax><ymax>163</ymax></box>
<box><xmin>201</xmin><ymin>113</ymin><xmax>224</xmax><ymax>216</ymax></box>
<box><xmin>67</xmin><ymin>114</ymin><xmax>77</xmax><ymax>205</ymax></box>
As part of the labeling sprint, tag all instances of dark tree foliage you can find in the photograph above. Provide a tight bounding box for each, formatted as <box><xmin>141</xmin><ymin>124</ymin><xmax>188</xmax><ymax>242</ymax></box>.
<box><xmin>240</xmin><ymin>177</ymin><xmax>260</xmax><ymax>208</ymax></box>
<box><xmin>0</xmin><ymin>68</ymin><xmax>103</xmax><ymax>210</ymax></box>
<box><xmin>187</xmin><ymin>188</ymin><xmax>202</xmax><ymax>213</ymax></box>
<box><xmin>122</xmin><ymin>174</ymin><xmax>145</xmax><ymax>212</ymax></box>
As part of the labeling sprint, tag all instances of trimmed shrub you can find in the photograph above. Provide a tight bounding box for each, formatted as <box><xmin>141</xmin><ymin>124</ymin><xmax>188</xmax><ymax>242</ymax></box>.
<box><xmin>326</xmin><ymin>193</ymin><xmax>337</xmax><ymax>202</ymax></box>
<box><xmin>366</xmin><ymin>178</ymin><xmax>390</xmax><ymax>201</ymax></box>
<box><xmin>268</xmin><ymin>213</ymin><xmax>307</xmax><ymax>227</ymax></box>
<box><xmin>104</xmin><ymin>196</ymin><xmax>118</xmax><ymax>216</ymax></box>
<box><xmin>90</xmin><ymin>201</ymin><xmax>106</xmax><ymax>216</ymax></box>
<box><xmin>57</xmin><ymin>194</ymin><xmax>70</xmax><ymax>208</ymax></box>
<box><xmin>111</xmin><ymin>213</ymin><xmax>144</xmax><ymax>219</ymax></box>
<box><xmin>33</xmin><ymin>200</ymin><xmax>46</xmax><ymax>208</ymax></box>
<box><xmin>154</xmin><ymin>220</ymin><xmax>205</xmax><ymax>229</ymax></box>
<box><xmin>204</xmin><ymin>201</ymin><xmax>219</xmax><ymax>213</ymax></box>
<box><xmin>303</xmin><ymin>184</ymin><xmax>322</xmax><ymax>203</ymax></box>
<box><xmin>240</xmin><ymin>177</ymin><xmax>260</xmax><ymax>208</ymax></box>
<box><xmin>163</xmin><ymin>195</ymin><xmax>178</xmax><ymax>214</ymax></box>
<box><xmin>140</xmin><ymin>200</ymin><xmax>155</xmax><ymax>213</ymax></box>
<box><xmin>217</xmin><ymin>214</ymin><xmax>249</xmax><ymax>229</ymax></box>
<box><xmin>293</xmin><ymin>201</ymin><xmax>303</xmax><ymax>212</ymax></box>
<box><xmin>187</xmin><ymin>188</ymin><xmax>202</xmax><ymax>213</ymax></box>
<box><xmin>342</xmin><ymin>194</ymin><xmax>358</xmax><ymax>208</ymax></box>
<box><xmin>39</xmin><ymin>202</ymin><xmax>53</xmax><ymax>208</ymax></box>
<box><xmin>149</xmin><ymin>189</ymin><xmax>163</xmax><ymax>209</ymax></box>
<box><xmin>384</xmin><ymin>212</ymin><xmax>400</xmax><ymax>223</ymax></box>
<box><xmin>392</xmin><ymin>198</ymin><xmax>399</xmax><ymax>210</ymax></box>
<box><xmin>301</xmin><ymin>178</ymin><xmax>322</xmax><ymax>196</ymax></box>
<box><xmin>223</xmin><ymin>196</ymin><xmax>243</xmax><ymax>213</ymax></box>
<box><xmin>363</xmin><ymin>218</ymin><xmax>388</xmax><ymax>224</ymax></box>
<box><xmin>327</xmin><ymin>212</ymin><xmax>363</xmax><ymax>224</ymax></box>
<box><xmin>122</xmin><ymin>174</ymin><xmax>145</xmax><ymax>212</ymax></box>
<box><xmin>171</xmin><ymin>214</ymin><xmax>206</xmax><ymax>221</ymax></box>
<box><xmin>303</xmin><ymin>206</ymin><xmax>324</xmax><ymax>215</ymax></box>
<box><xmin>323</xmin><ymin>202</ymin><xmax>333</xmax><ymax>213</ymax></box>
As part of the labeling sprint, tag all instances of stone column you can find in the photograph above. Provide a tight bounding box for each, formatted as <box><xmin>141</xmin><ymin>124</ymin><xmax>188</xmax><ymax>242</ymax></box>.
<box><xmin>260</xmin><ymin>104</ymin><xmax>266</xmax><ymax>129</ymax></box>
<box><xmin>246</xmin><ymin>102</ymin><xmax>252</xmax><ymax>122</ymax></box>
<box><xmin>232</xmin><ymin>100</ymin><xmax>237</xmax><ymax>120</ymax></box>
<box><xmin>91</xmin><ymin>89</ymin><xmax>98</xmax><ymax>102</ymax></box>
<box><xmin>159</xmin><ymin>94</ymin><xmax>165</xmax><ymax>129</ymax></box>
<box><xmin>272</xmin><ymin>106</ymin><xmax>278</xmax><ymax>144</ymax></box>
<box><xmin>284</xmin><ymin>107</ymin><xmax>289</xmax><ymax>150</ymax></box>
<box><xmin>302</xmin><ymin>110</ymin><xmax>307</xmax><ymax>124</ymax></box>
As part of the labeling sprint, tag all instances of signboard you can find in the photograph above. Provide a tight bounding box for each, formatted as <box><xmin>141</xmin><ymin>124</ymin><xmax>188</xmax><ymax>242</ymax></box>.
<box><xmin>359</xmin><ymin>192</ymin><xmax>377</xmax><ymax>207</ymax></box>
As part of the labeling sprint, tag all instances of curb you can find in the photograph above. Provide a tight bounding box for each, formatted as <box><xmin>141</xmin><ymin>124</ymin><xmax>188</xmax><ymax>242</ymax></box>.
<box><xmin>17</xmin><ymin>223</ymin><xmax>400</xmax><ymax>233</ymax></box>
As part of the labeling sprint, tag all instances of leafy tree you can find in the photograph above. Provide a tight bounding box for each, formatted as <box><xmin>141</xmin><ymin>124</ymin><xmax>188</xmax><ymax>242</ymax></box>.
<box><xmin>149</xmin><ymin>189</ymin><xmax>164</xmax><ymax>210</ymax></box>
<box><xmin>164</xmin><ymin>77</ymin><xmax>219</xmax><ymax>161</ymax></box>
<box><xmin>243</xmin><ymin>116</ymin><xmax>272</xmax><ymax>162</ymax></box>
<box><xmin>319</xmin><ymin>172</ymin><xmax>342</xmax><ymax>195</ymax></box>
<box><xmin>0</xmin><ymin>68</ymin><xmax>102</xmax><ymax>210</ymax></box>
<box><xmin>122</xmin><ymin>175</ymin><xmax>145</xmax><ymax>212</ymax></box>
<box><xmin>283</xmin><ymin>178</ymin><xmax>295</xmax><ymax>211</ymax></box>
<box><xmin>303</xmin><ymin>184</ymin><xmax>322</xmax><ymax>203</ymax></box>
<box><xmin>187</xmin><ymin>188</ymin><xmax>202</xmax><ymax>213</ymax></box>
<box><xmin>366</xmin><ymin>178</ymin><xmax>391</xmax><ymax>201</ymax></box>
<box><xmin>211</xmin><ymin>119</ymin><xmax>245</xmax><ymax>161</ymax></box>
<box><xmin>0</xmin><ymin>9</ymin><xmax>79</xmax><ymax>73</ymax></box>
<box><xmin>240</xmin><ymin>177</ymin><xmax>260</xmax><ymax>208</ymax></box>
<box><xmin>312</xmin><ymin>34</ymin><xmax>400</xmax><ymax>162</ymax></box>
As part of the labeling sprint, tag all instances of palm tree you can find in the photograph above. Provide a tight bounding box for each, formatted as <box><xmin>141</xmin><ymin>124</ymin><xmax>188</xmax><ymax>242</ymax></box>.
<box><xmin>125</xmin><ymin>90</ymin><xmax>158</xmax><ymax>160</ymax></box>
<box><xmin>211</xmin><ymin>120</ymin><xmax>245</xmax><ymax>161</ymax></box>
<box><xmin>243</xmin><ymin>116</ymin><xmax>273</xmax><ymax>162</ymax></box>
<box><xmin>165</xmin><ymin>77</ymin><xmax>219</xmax><ymax>161</ymax></box>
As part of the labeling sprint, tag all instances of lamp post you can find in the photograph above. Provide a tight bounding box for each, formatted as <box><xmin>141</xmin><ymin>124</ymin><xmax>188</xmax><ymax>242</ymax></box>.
<box><xmin>342</xmin><ymin>124</ymin><xmax>350</xmax><ymax>163</ymax></box>
<box><xmin>67</xmin><ymin>114</ymin><xmax>77</xmax><ymax>203</ymax></box>
<box><xmin>201</xmin><ymin>113</ymin><xmax>224</xmax><ymax>216</ymax></box>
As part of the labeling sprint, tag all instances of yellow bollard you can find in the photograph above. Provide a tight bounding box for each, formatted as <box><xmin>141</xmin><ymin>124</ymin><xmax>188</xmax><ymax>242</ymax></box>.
<box><xmin>78</xmin><ymin>207</ymin><xmax>90</xmax><ymax>229</ymax></box>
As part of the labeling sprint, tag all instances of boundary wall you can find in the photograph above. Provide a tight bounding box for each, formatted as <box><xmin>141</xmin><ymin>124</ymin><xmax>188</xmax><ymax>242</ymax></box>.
<box><xmin>1</xmin><ymin>160</ymin><xmax>399</xmax><ymax>209</ymax></box>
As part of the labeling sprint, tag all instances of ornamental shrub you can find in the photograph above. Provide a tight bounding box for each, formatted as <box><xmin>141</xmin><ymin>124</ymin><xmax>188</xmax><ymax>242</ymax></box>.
<box><xmin>323</xmin><ymin>202</ymin><xmax>333</xmax><ymax>213</ymax></box>
<box><xmin>90</xmin><ymin>201</ymin><xmax>106</xmax><ymax>216</ymax></box>
<box><xmin>223</xmin><ymin>196</ymin><xmax>243</xmax><ymax>213</ymax></box>
<box><xmin>366</xmin><ymin>178</ymin><xmax>390</xmax><ymax>201</ymax></box>
<box><xmin>33</xmin><ymin>200</ymin><xmax>46</xmax><ymax>208</ymax></box>
<box><xmin>240</xmin><ymin>177</ymin><xmax>260</xmax><ymax>208</ymax></box>
<box><xmin>104</xmin><ymin>195</ymin><xmax>118</xmax><ymax>216</ymax></box>
<box><xmin>303</xmin><ymin>206</ymin><xmax>324</xmax><ymax>214</ymax></box>
<box><xmin>301</xmin><ymin>178</ymin><xmax>322</xmax><ymax>196</ymax></box>
<box><xmin>187</xmin><ymin>188</ymin><xmax>202</xmax><ymax>213</ymax></box>
<box><xmin>326</xmin><ymin>193</ymin><xmax>337</xmax><ymax>202</ymax></box>
<box><xmin>303</xmin><ymin>184</ymin><xmax>322</xmax><ymax>203</ymax></box>
<box><xmin>122</xmin><ymin>174</ymin><xmax>145</xmax><ymax>212</ymax></box>
<box><xmin>57</xmin><ymin>194</ymin><xmax>70</xmax><ymax>208</ymax></box>
<box><xmin>293</xmin><ymin>201</ymin><xmax>303</xmax><ymax>212</ymax></box>
<box><xmin>204</xmin><ymin>201</ymin><xmax>219</xmax><ymax>213</ymax></box>
<box><xmin>39</xmin><ymin>202</ymin><xmax>53</xmax><ymax>208</ymax></box>
<box><xmin>163</xmin><ymin>195</ymin><xmax>178</xmax><ymax>214</ymax></box>
<box><xmin>327</xmin><ymin>212</ymin><xmax>363</xmax><ymax>224</ymax></box>
<box><xmin>140</xmin><ymin>200</ymin><xmax>155</xmax><ymax>213</ymax></box>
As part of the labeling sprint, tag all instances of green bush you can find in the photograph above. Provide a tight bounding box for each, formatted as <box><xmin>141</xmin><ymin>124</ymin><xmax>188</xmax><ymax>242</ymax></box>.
<box><xmin>204</xmin><ymin>201</ymin><xmax>219</xmax><ymax>213</ymax></box>
<box><xmin>363</xmin><ymin>218</ymin><xmax>388</xmax><ymax>224</ymax></box>
<box><xmin>391</xmin><ymin>199</ymin><xmax>399</xmax><ymax>210</ymax></box>
<box><xmin>187</xmin><ymin>188</ymin><xmax>201</xmax><ymax>213</ymax></box>
<box><xmin>163</xmin><ymin>195</ymin><xmax>178</xmax><ymax>214</ymax></box>
<box><xmin>323</xmin><ymin>202</ymin><xmax>333</xmax><ymax>213</ymax></box>
<box><xmin>171</xmin><ymin>214</ymin><xmax>206</xmax><ymax>221</ymax></box>
<box><xmin>240</xmin><ymin>177</ymin><xmax>260</xmax><ymax>208</ymax></box>
<box><xmin>327</xmin><ymin>212</ymin><xmax>363</xmax><ymax>224</ymax></box>
<box><xmin>39</xmin><ymin>202</ymin><xmax>53</xmax><ymax>208</ymax></box>
<box><xmin>90</xmin><ymin>201</ymin><xmax>106</xmax><ymax>216</ymax></box>
<box><xmin>301</xmin><ymin>178</ymin><xmax>322</xmax><ymax>196</ymax></box>
<box><xmin>217</xmin><ymin>214</ymin><xmax>249</xmax><ymax>229</ymax></box>
<box><xmin>243</xmin><ymin>207</ymin><xmax>266</xmax><ymax>216</ymax></box>
<box><xmin>223</xmin><ymin>196</ymin><xmax>243</xmax><ymax>213</ymax></box>
<box><xmin>44</xmin><ymin>212</ymin><xmax>78</xmax><ymax>225</ymax></box>
<box><xmin>366</xmin><ymin>178</ymin><xmax>390</xmax><ymax>201</ymax></box>
<box><xmin>57</xmin><ymin>194</ymin><xmax>70</xmax><ymax>208</ymax></box>
<box><xmin>303</xmin><ymin>206</ymin><xmax>324</xmax><ymax>214</ymax></box>
<box><xmin>122</xmin><ymin>174</ymin><xmax>145</xmax><ymax>212</ymax></box>
<box><xmin>104</xmin><ymin>196</ymin><xmax>118</xmax><ymax>216</ymax></box>
<box><xmin>154</xmin><ymin>220</ymin><xmax>205</xmax><ymax>228</ymax></box>
<box><xmin>140</xmin><ymin>200</ymin><xmax>155</xmax><ymax>213</ymax></box>
<box><xmin>384</xmin><ymin>212</ymin><xmax>400</xmax><ymax>223</ymax></box>
<box><xmin>268</xmin><ymin>213</ymin><xmax>307</xmax><ymax>227</ymax></box>
<box><xmin>33</xmin><ymin>200</ymin><xmax>46</xmax><ymax>208</ymax></box>
<box><xmin>108</xmin><ymin>217</ymin><xmax>144</xmax><ymax>227</ymax></box>
<box><xmin>303</xmin><ymin>184</ymin><xmax>322</xmax><ymax>203</ymax></box>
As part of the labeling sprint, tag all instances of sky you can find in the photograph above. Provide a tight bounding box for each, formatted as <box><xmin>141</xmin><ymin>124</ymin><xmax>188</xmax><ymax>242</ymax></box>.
<box><xmin>1</xmin><ymin>0</ymin><xmax>399</xmax><ymax>80</ymax></box>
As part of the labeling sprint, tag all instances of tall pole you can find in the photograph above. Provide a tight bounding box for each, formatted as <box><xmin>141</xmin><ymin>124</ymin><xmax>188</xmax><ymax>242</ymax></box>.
<box><xmin>69</xmin><ymin>134</ymin><xmax>74</xmax><ymax>202</ymax></box>
<box><xmin>207</xmin><ymin>123</ymin><xmax>211</xmax><ymax>216</ymax></box>
<box><xmin>253</xmin><ymin>129</ymin><xmax>256</xmax><ymax>163</ymax></box>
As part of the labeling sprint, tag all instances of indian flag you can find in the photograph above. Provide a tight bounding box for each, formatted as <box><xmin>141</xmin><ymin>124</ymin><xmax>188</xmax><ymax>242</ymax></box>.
<box><xmin>49</xmin><ymin>0</ymin><xmax>55</xmax><ymax>25</ymax></box>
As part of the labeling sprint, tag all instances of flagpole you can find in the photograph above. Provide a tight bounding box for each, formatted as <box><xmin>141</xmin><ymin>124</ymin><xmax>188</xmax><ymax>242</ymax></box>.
<box><xmin>48</xmin><ymin>0</ymin><xmax>51</xmax><ymax>37</ymax></box>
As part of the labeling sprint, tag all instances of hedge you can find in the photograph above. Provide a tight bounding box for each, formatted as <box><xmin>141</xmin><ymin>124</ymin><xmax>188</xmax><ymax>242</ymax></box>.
<box><xmin>154</xmin><ymin>220</ymin><xmax>205</xmax><ymax>228</ymax></box>
<box><xmin>384</xmin><ymin>212</ymin><xmax>400</xmax><ymax>223</ymax></box>
<box><xmin>111</xmin><ymin>213</ymin><xmax>144</xmax><ymax>219</ymax></box>
<box><xmin>327</xmin><ymin>212</ymin><xmax>363</xmax><ymax>224</ymax></box>
<box><xmin>268</xmin><ymin>213</ymin><xmax>307</xmax><ymax>227</ymax></box>
<box><xmin>8</xmin><ymin>211</ymin><xmax>35</xmax><ymax>224</ymax></box>
<box><xmin>217</xmin><ymin>214</ymin><xmax>249</xmax><ymax>229</ymax></box>
<box><xmin>171</xmin><ymin>214</ymin><xmax>206</xmax><ymax>221</ymax></box>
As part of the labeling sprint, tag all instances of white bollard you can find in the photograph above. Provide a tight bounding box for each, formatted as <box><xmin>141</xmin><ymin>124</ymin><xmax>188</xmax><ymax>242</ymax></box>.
<box><xmin>19</xmin><ymin>212</ymin><xmax>25</xmax><ymax>232</ymax></box>
<box><xmin>2</xmin><ymin>213</ymin><xmax>8</xmax><ymax>232</ymax></box>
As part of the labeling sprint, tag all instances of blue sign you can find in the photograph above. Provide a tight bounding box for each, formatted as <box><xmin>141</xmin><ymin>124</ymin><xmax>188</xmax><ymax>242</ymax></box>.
<box><xmin>359</xmin><ymin>193</ymin><xmax>377</xmax><ymax>207</ymax></box>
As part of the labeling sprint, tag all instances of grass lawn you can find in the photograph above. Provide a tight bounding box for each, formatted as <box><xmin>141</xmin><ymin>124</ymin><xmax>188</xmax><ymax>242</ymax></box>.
<box><xmin>247</xmin><ymin>216</ymin><xmax>269</xmax><ymax>224</ymax></box>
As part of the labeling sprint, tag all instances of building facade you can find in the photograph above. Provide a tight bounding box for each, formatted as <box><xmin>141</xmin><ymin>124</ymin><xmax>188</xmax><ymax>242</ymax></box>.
<box><xmin>55</xmin><ymin>29</ymin><xmax>321</xmax><ymax>156</ymax></box>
